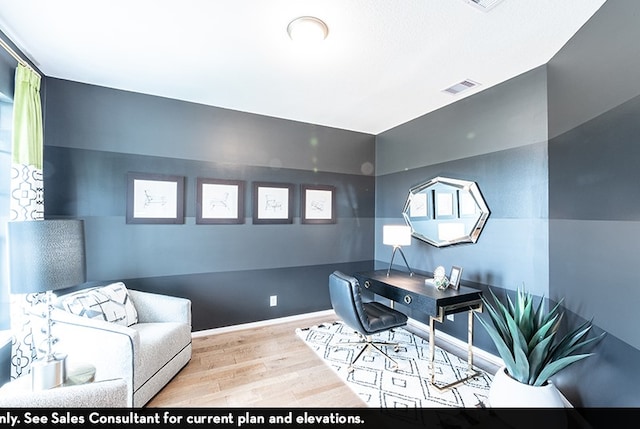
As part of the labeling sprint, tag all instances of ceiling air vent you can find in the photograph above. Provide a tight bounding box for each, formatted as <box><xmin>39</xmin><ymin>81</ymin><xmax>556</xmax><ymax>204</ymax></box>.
<box><xmin>443</xmin><ymin>79</ymin><xmax>479</xmax><ymax>95</ymax></box>
<box><xmin>462</xmin><ymin>0</ymin><xmax>504</xmax><ymax>11</ymax></box>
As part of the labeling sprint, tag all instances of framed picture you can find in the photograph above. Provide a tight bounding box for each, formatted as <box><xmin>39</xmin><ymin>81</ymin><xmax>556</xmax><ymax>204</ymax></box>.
<box><xmin>252</xmin><ymin>182</ymin><xmax>294</xmax><ymax>224</ymax></box>
<box><xmin>449</xmin><ymin>266</ymin><xmax>463</xmax><ymax>290</ymax></box>
<box><xmin>409</xmin><ymin>191</ymin><xmax>430</xmax><ymax>218</ymax></box>
<box><xmin>458</xmin><ymin>190</ymin><xmax>478</xmax><ymax>217</ymax></box>
<box><xmin>301</xmin><ymin>184</ymin><xmax>336</xmax><ymax>224</ymax></box>
<box><xmin>196</xmin><ymin>178</ymin><xmax>245</xmax><ymax>224</ymax></box>
<box><xmin>434</xmin><ymin>190</ymin><xmax>457</xmax><ymax>219</ymax></box>
<box><xmin>126</xmin><ymin>172</ymin><xmax>185</xmax><ymax>224</ymax></box>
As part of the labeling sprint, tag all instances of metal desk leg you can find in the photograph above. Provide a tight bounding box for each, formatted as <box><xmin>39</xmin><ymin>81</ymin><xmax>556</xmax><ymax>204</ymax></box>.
<box><xmin>429</xmin><ymin>308</ymin><xmax>481</xmax><ymax>392</ymax></box>
<box><xmin>429</xmin><ymin>315</ymin><xmax>436</xmax><ymax>385</ymax></box>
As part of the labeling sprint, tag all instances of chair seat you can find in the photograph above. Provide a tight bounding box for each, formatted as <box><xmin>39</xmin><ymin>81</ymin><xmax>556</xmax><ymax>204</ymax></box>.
<box><xmin>362</xmin><ymin>302</ymin><xmax>408</xmax><ymax>334</ymax></box>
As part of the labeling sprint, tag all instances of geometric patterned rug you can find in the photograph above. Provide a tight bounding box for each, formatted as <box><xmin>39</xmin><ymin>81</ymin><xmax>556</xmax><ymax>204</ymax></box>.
<box><xmin>296</xmin><ymin>321</ymin><xmax>492</xmax><ymax>408</ymax></box>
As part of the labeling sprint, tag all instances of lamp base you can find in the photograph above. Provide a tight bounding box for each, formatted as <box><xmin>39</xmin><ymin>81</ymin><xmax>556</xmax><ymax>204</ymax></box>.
<box><xmin>31</xmin><ymin>354</ymin><xmax>66</xmax><ymax>390</ymax></box>
<box><xmin>387</xmin><ymin>246</ymin><xmax>413</xmax><ymax>277</ymax></box>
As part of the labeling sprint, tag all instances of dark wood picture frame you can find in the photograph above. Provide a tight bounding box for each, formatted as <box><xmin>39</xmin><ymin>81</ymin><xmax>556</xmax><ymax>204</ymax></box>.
<box><xmin>126</xmin><ymin>172</ymin><xmax>185</xmax><ymax>224</ymax></box>
<box><xmin>196</xmin><ymin>178</ymin><xmax>245</xmax><ymax>224</ymax></box>
<box><xmin>301</xmin><ymin>184</ymin><xmax>336</xmax><ymax>224</ymax></box>
<box><xmin>252</xmin><ymin>182</ymin><xmax>294</xmax><ymax>224</ymax></box>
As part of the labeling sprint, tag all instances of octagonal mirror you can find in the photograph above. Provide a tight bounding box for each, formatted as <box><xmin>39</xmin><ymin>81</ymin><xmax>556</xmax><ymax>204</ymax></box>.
<box><xmin>402</xmin><ymin>176</ymin><xmax>490</xmax><ymax>247</ymax></box>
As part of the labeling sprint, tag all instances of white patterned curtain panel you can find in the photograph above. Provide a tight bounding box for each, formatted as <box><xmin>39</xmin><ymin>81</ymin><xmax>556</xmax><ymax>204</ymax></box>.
<box><xmin>9</xmin><ymin>63</ymin><xmax>44</xmax><ymax>379</ymax></box>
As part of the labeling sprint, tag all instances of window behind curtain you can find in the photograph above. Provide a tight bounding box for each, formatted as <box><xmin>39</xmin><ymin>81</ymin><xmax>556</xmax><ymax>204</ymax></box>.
<box><xmin>0</xmin><ymin>95</ymin><xmax>12</xmax><ymax>330</ymax></box>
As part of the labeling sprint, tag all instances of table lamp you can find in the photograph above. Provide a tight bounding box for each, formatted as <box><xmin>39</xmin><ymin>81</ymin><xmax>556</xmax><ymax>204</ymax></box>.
<box><xmin>383</xmin><ymin>225</ymin><xmax>413</xmax><ymax>277</ymax></box>
<box><xmin>8</xmin><ymin>219</ymin><xmax>86</xmax><ymax>390</ymax></box>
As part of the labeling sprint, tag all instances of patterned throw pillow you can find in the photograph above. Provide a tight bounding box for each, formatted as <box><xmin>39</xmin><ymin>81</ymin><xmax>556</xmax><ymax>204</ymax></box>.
<box><xmin>58</xmin><ymin>282</ymin><xmax>138</xmax><ymax>326</ymax></box>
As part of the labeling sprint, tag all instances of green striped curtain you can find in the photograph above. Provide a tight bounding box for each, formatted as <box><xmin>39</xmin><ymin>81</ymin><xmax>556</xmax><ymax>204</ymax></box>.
<box><xmin>9</xmin><ymin>63</ymin><xmax>44</xmax><ymax>379</ymax></box>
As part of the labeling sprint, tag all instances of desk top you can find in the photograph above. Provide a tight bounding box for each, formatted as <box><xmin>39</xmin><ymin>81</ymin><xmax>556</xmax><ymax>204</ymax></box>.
<box><xmin>355</xmin><ymin>269</ymin><xmax>482</xmax><ymax>316</ymax></box>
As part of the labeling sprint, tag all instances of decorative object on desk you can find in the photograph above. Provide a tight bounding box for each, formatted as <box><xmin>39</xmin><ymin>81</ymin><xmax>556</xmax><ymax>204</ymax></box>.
<box><xmin>403</xmin><ymin>176</ymin><xmax>490</xmax><ymax>248</ymax></box>
<box><xmin>383</xmin><ymin>225</ymin><xmax>413</xmax><ymax>276</ymax></box>
<box><xmin>296</xmin><ymin>321</ymin><xmax>492</xmax><ymax>408</ymax></box>
<box><xmin>8</xmin><ymin>219</ymin><xmax>87</xmax><ymax>390</ymax></box>
<box><xmin>476</xmin><ymin>288</ymin><xmax>605</xmax><ymax>407</ymax></box>
<box><xmin>433</xmin><ymin>266</ymin><xmax>449</xmax><ymax>290</ymax></box>
<box><xmin>449</xmin><ymin>266</ymin><xmax>462</xmax><ymax>290</ymax></box>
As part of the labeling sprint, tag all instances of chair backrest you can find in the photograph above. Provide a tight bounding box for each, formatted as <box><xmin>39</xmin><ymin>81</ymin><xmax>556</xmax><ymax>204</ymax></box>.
<box><xmin>328</xmin><ymin>271</ymin><xmax>369</xmax><ymax>335</ymax></box>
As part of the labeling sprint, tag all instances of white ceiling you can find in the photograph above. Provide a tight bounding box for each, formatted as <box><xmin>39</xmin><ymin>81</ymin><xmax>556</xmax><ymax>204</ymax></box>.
<box><xmin>0</xmin><ymin>0</ymin><xmax>606</xmax><ymax>135</ymax></box>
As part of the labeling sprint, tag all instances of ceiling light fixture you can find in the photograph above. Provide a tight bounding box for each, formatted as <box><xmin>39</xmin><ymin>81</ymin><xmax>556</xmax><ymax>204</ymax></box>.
<box><xmin>287</xmin><ymin>16</ymin><xmax>329</xmax><ymax>43</ymax></box>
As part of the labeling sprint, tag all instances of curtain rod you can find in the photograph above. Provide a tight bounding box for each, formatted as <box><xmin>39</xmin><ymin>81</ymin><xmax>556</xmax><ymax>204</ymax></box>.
<box><xmin>0</xmin><ymin>36</ymin><xmax>40</xmax><ymax>77</ymax></box>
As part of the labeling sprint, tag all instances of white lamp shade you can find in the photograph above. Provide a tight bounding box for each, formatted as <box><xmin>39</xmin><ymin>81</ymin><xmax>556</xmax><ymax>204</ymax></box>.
<box><xmin>383</xmin><ymin>225</ymin><xmax>412</xmax><ymax>246</ymax></box>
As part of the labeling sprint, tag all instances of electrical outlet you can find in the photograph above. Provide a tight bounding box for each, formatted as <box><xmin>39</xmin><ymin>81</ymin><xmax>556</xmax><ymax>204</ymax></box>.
<box><xmin>446</xmin><ymin>314</ymin><xmax>454</xmax><ymax>322</ymax></box>
<box><xmin>270</xmin><ymin>295</ymin><xmax>278</xmax><ymax>307</ymax></box>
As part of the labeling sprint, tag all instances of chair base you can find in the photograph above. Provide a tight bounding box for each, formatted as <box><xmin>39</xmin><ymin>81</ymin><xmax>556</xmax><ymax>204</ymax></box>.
<box><xmin>338</xmin><ymin>333</ymin><xmax>401</xmax><ymax>372</ymax></box>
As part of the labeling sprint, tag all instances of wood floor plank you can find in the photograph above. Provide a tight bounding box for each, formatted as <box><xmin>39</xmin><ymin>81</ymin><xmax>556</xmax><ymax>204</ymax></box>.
<box><xmin>146</xmin><ymin>313</ymin><xmax>366</xmax><ymax>408</ymax></box>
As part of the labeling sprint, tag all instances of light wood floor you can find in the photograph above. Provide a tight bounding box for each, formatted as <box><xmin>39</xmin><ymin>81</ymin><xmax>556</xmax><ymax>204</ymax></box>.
<box><xmin>146</xmin><ymin>313</ymin><xmax>366</xmax><ymax>407</ymax></box>
<box><xmin>147</xmin><ymin>312</ymin><xmax>499</xmax><ymax>408</ymax></box>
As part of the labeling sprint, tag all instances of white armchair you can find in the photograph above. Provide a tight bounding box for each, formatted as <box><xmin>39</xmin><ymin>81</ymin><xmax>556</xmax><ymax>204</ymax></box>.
<box><xmin>48</xmin><ymin>288</ymin><xmax>192</xmax><ymax>407</ymax></box>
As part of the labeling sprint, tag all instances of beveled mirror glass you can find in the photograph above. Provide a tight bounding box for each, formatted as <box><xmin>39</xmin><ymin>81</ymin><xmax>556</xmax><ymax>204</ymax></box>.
<box><xmin>402</xmin><ymin>176</ymin><xmax>489</xmax><ymax>247</ymax></box>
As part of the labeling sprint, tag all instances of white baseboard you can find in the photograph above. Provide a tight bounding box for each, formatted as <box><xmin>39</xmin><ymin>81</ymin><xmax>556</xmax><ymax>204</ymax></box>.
<box><xmin>192</xmin><ymin>309</ymin><xmax>336</xmax><ymax>338</ymax></box>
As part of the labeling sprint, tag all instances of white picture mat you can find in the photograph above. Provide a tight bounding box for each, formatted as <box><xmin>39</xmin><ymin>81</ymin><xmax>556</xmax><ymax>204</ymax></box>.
<box><xmin>304</xmin><ymin>189</ymin><xmax>333</xmax><ymax>220</ymax></box>
<box><xmin>257</xmin><ymin>186</ymin><xmax>289</xmax><ymax>219</ymax></box>
<box><xmin>436</xmin><ymin>192</ymin><xmax>454</xmax><ymax>217</ymax></box>
<box><xmin>459</xmin><ymin>192</ymin><xmax>478</xmax><ymax>216</ymax></box>
<box><xmin>410</xmin><ymin>192</ymin><xmax>428</xmax><ymax>217</ymax></box>
<box><xmin>202</xmin><ymin>183</ymin><xmax>239</xmax><ymax>219</ymax></box>
<box><xmin>133</xmin><ymin>179</ymin><xmax>178</xmax><ymax>218</ymax></box>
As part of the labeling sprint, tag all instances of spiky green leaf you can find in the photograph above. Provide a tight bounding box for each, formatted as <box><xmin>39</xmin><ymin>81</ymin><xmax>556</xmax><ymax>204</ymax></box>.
<box><xmin>527</xmin><ymin>314</ymin><xmax>559</xmax><ymax>351</ymax></box>
<box><xmin>475</xmin><ymin>313</ymin><xmax>517</xmax><ymax>374</ymax></box>
<box><xmin>527</xmin><ymin>334</ymin><xmax>555</xmax><ymax>384</ymax></box>
<box><xmin>503</xmin><ymin>303</ymin><xmax>530</xmax><ymax>383</ymax></box>
<box><xmin>532</xmin><ymin>353</ymin><xmax>594</xmax><ymax>386</ymax></box>
<box><xmin>477</xmin><ymin>287</ymin><xmax>603</xmax><ymax>386</ymax></box>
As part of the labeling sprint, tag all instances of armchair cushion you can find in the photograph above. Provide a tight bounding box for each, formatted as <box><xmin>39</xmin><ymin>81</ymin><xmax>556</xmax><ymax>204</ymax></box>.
<box><xmin>57</xmin><ymin>282</ymin><xmax>138</xmax><ymax>326</ymax></box>
<box><xmin>0</xmin><ymin>377</ymin><xmax>128</xmax><ymax>407</ymax></box>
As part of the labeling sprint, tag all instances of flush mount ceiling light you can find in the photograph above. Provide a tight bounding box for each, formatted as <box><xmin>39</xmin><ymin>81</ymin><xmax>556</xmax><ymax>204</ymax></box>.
<box><xmin>287</xmin><ymin>16</ymin><xmax>329</xmax><ymax>43</ymax></box>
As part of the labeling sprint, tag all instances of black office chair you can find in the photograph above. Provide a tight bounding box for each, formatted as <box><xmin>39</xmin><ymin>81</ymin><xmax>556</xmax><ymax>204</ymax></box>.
<box><xmin>328</xmin><ymin>270</ymin><xmax>408</xmax><ymax>372</ymax></box>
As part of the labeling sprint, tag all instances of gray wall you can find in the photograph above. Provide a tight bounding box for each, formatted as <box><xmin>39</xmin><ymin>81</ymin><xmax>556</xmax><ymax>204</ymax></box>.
<box><xmin>373</xmin><ymin>0</ymin><xmax>640</xmax><ymax>407</ymax></box>
<box><xmin>43</xmin><ymin>78</ymin><xmax>376</xmax><ymax>331</ymax></box>
<box><xmin>547</xmin><ymin>0</ymin><xmax>640</xmax><ymax>407</ymax></box>
<box><xmin>375</xmin><ymin>66</ymin><xmax>550</xmax><ymax>344</ymax></box>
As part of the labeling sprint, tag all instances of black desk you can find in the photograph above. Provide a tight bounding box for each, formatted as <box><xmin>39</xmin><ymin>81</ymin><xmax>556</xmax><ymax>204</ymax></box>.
<box><xmin>354</xmin><ymin>269</ymin><xmax>483</xmax><ymax>390</ymax></box>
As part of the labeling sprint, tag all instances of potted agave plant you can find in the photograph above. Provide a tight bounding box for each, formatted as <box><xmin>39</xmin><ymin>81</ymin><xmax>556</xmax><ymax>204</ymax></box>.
<box><xmin>477</xmin><ymin>288</ymin><xmax>604</xmax><ymax>407</ymax></box>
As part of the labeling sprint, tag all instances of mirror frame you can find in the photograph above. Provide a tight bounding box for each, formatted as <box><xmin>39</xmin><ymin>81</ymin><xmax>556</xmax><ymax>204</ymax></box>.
<box><xmin>402</xmin><ymin>176</ymin><xmax>490</xmax><ymax>247</ymax></box>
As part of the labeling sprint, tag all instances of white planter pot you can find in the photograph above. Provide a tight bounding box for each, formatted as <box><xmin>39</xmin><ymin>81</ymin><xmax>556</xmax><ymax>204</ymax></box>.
<box><xmin>489</xmin><ymin>367</ymin><xmax>566</xmax><ymax>408</ymax></box>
